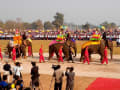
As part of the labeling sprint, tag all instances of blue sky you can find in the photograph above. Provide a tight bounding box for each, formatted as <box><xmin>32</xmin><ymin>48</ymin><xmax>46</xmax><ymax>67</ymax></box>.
<box><xmin>0</xmin><ymin>0</ymin><xmax>120</xmax><ymax>25</ymax></box>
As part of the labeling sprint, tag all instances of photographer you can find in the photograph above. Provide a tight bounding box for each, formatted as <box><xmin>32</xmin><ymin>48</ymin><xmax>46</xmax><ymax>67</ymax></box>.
<box><xmin>52</xmin><ymin>65</ymin><xmax>64</xmax><ymax>90</ymax></box>
<box><xmin>31</xmin><ymin>62</ymin><xmax>40</xmax><ymax>90</ymax></box>
<box><xmin>3</xmin><ymin>60</ymin><xmax>12</xmax><ymax>82</ymax></box>
<box><xmin>65</xmin><ymin>67</ymin><xmax>75</xmax><ymax>90</ymax></box>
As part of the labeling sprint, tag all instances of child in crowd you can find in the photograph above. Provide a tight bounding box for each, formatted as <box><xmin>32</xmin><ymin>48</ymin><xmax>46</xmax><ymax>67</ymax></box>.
<box><xmin>102</xmin><ymin>46</ymin><xmax>108</xmax><ymax>64</ymax></box>
<box><xmin>39</xmin><ymin>45</ymin><xmax>44</xmax><ymax>63</ymax></box>
<box><xmin>83</xmin><ymin>46</ymin><xmax>90</xmax><ymax>64</ymax></box>
<box><xmin>58</xmin><ymin>46</ymin><xmax>63</xmax><ymax>62</ymax></box>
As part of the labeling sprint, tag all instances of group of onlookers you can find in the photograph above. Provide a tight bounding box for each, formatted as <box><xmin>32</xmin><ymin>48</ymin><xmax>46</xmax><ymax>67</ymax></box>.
<box><xmin>0</xmin><ymin>61</ymin><xmax>75</xmax><ymax>90</ymax></box>
<box><xmin>1</xmin><ymin>29</ymin><xmax>120</xmax><ymax>40</ymax></box>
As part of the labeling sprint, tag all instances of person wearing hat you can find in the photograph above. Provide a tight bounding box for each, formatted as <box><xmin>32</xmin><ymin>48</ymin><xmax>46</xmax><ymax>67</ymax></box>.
<box><xmin>13</xmin><ymin>62</ymin><xmax>22</xmax><ymax>79</ymax></box>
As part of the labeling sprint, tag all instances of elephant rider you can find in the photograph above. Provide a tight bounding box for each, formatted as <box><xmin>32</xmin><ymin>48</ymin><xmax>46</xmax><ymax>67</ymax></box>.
<box><xmin>22</xmin><ymin>32</ymin><xmax>27</xmax><ymax>41</ymax></box>
<box><xmin>102</xmin><ymin>29</ymin><xmax>108</xmax><ymax>46</ymax></box>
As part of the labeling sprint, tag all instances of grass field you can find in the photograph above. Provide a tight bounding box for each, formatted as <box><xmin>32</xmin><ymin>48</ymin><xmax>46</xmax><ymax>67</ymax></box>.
<box><xmin>0</xmin><ymin>40</ymin><xmax>120</xmax><ymax>54</ymax></box>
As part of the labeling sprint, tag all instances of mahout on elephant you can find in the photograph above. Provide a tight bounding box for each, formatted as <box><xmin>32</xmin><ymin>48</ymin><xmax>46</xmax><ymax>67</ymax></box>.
<box><xmin>80</xmin><ymin>39</ymin><xmax>113</xmax><ymax>62</ymax></box>
<box><xmin>48</xmin><ymin>39</ymin><xmax>77</xmax><ymax>61</ymax></box>
<box><xmin>6</xmin><ymin>39</ymin><xmax>33</xmax><ymax>59</ymax></box>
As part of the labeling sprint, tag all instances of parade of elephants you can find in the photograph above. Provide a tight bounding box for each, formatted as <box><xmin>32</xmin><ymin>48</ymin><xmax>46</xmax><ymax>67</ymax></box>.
<box><xmin>1</xmin><ymin>0</ymin><xmax>120</xmax><ymax>89</ymax></box>
<box><xmin>5</xmin><ymin>26</ymin><xmax>113</xmax><ymax>64</ymax></box>
<box><xmin>1</xmin><ymin>24</ymin><xmax>120</xmax><ymax>90</ymax></box>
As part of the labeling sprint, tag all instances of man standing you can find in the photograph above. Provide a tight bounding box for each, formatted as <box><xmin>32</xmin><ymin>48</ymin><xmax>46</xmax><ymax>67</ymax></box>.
<box><xmin>39</xmin><ymin>45</ymin><xmax>45</xmax><ymax>63</ymax></box>
<box><xmin>102</xmin><ymin>47</ymin><xmax>108</xmax><ymax>64</ymax></box>
<box><xmin>53</xmin><ymin>65</ymin><xmax>64</xmax><ymax>90</ymax></box>
<box><xmin>65</xmin><ymin>67</ymin><xmax>75</xmax><ymax>90</ymax></box>
<box><xmin>3</xmin><ymin>60</ymin><xmax>12</xmax><ymax>82</ymax></box>
<box><xmin>31</xmin><ymin>62</ymin><xmax>40</xmax><ymax>90</ymax></box>
<box><xmin>12</xmin><ymin>46</ymin><xmax>16</xmax><ymax>62</ymax></box>
<box><xmin>83</xmin><ymin>46</ymin><xmax>90</xmax><ymax>64</ymax></box>
<box><xmin>58</xmin><ymin>46</ymin><xmax>63</xmax><ymax>62</ymax></box>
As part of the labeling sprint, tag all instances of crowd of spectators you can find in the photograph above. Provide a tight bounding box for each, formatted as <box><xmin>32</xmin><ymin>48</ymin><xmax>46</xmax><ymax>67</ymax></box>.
<box><xmin>0</xmin><ymin>29</ymin><xmax>120</xmax><ymax>41</ymax></box>
<box><xmin>0</xmin><ymin>61</ymin><xmax>75</xmax><ymax>90</ymax></box>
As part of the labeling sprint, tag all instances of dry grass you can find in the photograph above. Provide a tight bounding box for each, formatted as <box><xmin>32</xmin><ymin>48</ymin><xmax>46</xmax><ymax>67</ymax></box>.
<box><xmin>0</xmin><ymin>40</ymin><xmax>120</xmax><ymax>54</ymax></box>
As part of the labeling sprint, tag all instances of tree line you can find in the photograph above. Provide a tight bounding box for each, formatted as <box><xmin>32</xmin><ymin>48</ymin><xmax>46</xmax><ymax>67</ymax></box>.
<box><xmin>0</xmin><ymin>12</ymin><xmax>118</xmax><ymax>31</ymax></box>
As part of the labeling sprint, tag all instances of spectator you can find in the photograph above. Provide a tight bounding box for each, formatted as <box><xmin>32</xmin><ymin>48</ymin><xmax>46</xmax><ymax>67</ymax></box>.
<box><xmin>65</xmin><ymin>67</ymin><xmax>75</xmax><ymax>90</ymax></box>
<box><xmin>13</xmin><ymin>62</ymin><xmax>22</xmax><ymax>79</ymax></box>
<box><xmin>0</xmin><ymin>75</ymin><xmax>10</xmax><ymax>89</ymax></box>
<box><xmin>53</xmin><ymin>65</ymin><xmax>64</xmax><ymax>90</ymax></box>
<box><xmin>31</xmin><ymin>62</ymin><xmax>40</xmax><ymax>90</ymax></box>
<box><xmin>3</xmin><ymin>60</ymin><xmax>12</xmax><ymax>82</ymax></box>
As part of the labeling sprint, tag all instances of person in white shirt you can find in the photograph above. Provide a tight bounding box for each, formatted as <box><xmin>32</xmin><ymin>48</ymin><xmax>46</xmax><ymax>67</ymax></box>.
<box><xmin>13</xmin><ymin>62</ymin><xmax>22</xmax><ymax>79</ymax></box>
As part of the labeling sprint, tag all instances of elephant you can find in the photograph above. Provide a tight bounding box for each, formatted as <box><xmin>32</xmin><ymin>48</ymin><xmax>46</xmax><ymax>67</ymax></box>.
<box><xmin>7</xmin><ymin>39</ymin><xmax>33</xmax><ymax>59</ymax></box>
<box><xmin>80</xmin><ymin>39</ymin><xmax>113</xmax><ymax>62</ymax></box>
<box><xmin>48</xmin><ymin>40</ymin><xmax>77</xmax><ymax>61</ymax></box>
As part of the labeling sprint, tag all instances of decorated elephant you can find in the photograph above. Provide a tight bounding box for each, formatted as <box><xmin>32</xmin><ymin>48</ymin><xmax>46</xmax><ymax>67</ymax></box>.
<box><xmin>48</xmin><ymin>39</ymin><xmax>77</xmax><ymax>60</ymax></box>
<box><xmin>80</xmin><ymin>39</ymin><xmax>113</xmax><ymax>62</ymax></box>
<box><xmin>7</xmin><ymin>39</ymin><xmax>33</xmax><ymax>59</ymax></box>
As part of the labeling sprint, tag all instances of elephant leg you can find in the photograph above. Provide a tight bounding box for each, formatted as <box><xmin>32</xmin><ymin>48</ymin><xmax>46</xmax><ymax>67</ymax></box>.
<box><xmin>80</xmin><ymin>50</ymin><xmax>84</xmax><ymax>62</ymax></box>
<box><xmin>100</xmin><ymin>53</ymin><xmax>104</xmax><ymax>63</ymax></box>
<box><xmin>48</xmin><ymin>47</ymin><xmax>54</xmax><ymax>60</ymax></box>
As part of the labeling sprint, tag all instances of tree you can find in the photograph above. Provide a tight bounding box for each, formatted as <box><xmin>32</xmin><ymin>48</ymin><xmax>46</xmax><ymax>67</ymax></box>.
<box><xmin>82</xmin><ymin>22</ymin><xmax>90</xmax><ymax>30</ymax></box>
<box><xmin>0</xmin><ymin>20</ymin><xmax>4</xmax><ymax>29</ymax></box>
<box><xmin>31</xmin><ymin>19</ymin><xmax>43</xmax><ymax>29</ymax></box>
<box><xmin>52</xmin><ymin>12</ymin><xmax>64</xmax><ymax>29</ymax></box>
<box><xmin>23</xmin><ymin>22</ymin><xmax>31</xmax><ymax>29</ymax></box>
<box><xmin>44</xmin><ymin>21</ymin><xmax>54</xmax><ymax>30</ymax></box>
<box><xmin>5</xmin><ymin>20</ymin><xmax>16</xmax><ymax>30</ymax></box>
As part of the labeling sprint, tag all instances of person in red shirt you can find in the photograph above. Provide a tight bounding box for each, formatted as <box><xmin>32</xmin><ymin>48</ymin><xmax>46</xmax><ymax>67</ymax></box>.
<box><xmin>102</xmin><ymin>46</ymin><xmax>108</xmax><ymax>64</ymax></box>
<box><xmin>39</xmin><ymin>45</ymin><xmax>44</xmax><ymax>63</ymax></box>
<box><xmin>83</xmin><ymin>46</ymin><xmax>90</xmax><ymax>64</ymax></box>
<box><xmin>12</xmin><ymin>46</ymin><xmax>16</xmax><ymax>62</ymax></box>
<box><xmin>58</xmin><ymin>46</ymin><xmax>63</xmax><ymax>62</ymax></box>
<box><xmin>0</xmin><ymin>45</ymin><xmax>3</xmax><ymax>61</ymax></box>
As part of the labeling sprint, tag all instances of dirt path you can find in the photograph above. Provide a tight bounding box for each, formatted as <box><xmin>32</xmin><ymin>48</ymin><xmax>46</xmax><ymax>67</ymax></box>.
<box><xmin>1</xmin><ymin>53</ymin><xmax>120</xmax><ymax>79</ymax></box>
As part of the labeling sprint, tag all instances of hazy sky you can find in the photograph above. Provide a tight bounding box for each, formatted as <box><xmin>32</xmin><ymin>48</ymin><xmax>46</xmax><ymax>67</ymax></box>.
<box><xmin>0</xmin><ymin>0</ymin><xmax>120</xmax><ymax>25</ymax></box>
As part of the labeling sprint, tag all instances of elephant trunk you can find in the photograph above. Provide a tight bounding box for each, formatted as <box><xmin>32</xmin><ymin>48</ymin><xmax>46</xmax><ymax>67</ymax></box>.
<box><xmin>73</xmin><ymin>47</ymin><xmax>77</xmax><ymax>57</ymax></box>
